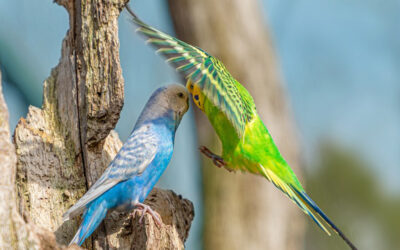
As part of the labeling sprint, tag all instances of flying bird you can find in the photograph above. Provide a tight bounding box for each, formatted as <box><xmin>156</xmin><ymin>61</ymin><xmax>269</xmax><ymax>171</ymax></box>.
<box><xmin>126</xmin><ymin>5</ymin><xmax>357</xmax><ymax>250</ymax></box>
<box><xmin>63</xmin><ymin>84</ymin><xmax>189</xmax><ymax>246</ymax></box>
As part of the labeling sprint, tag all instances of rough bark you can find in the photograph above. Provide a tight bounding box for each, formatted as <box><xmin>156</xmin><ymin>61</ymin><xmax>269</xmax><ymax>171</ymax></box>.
<box><xmin>7</xmin><ymin>1</ymin><xmax>194</xmax><ymax>249</ymax></box>
<box><xmin>108</xmin><ymin>188</ymin><xmax>194</xmax><ymax>249</ymax></box>
<box><xmin>0</xmin><ymin>69</ymin><xmax>80</xmax><ymax>250</ymax></box>
<box><xmin>168</xmin><ymin>1</ymin><xmax>305</xmax><ymax>249</ymax></box>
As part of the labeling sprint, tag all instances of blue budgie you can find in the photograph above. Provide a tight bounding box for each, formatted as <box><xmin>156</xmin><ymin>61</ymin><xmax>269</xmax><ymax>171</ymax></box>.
<box><xmin>63</xmin><ymin>84</ymin><xmax>189</xmax><ymax>246</ymax></box>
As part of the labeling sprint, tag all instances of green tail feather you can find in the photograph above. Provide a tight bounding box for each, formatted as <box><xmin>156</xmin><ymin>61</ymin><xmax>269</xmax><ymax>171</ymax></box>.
<box><xmin>290</xmin><ymin>186</ymin><xmax>357</xmax><ymax>250</ymax></box>
<box><xmin>259</xmin><ymin>167</ymin><xmax>356</xmax><ymax>249</ymax></box>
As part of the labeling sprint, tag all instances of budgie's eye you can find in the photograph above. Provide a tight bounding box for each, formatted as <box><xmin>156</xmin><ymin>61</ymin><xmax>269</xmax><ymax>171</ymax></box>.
<box><xmin>177</xmin><ymin>92</ymin><xmax>184</xmax><ymax>98</ymax></box>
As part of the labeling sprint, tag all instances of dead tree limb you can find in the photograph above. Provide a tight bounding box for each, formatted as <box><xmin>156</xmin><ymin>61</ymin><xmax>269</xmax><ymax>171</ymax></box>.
<box><xmin>0</xmin><ymin>68</ymin><xmax>76</xmax><ymax>250</ymax></box>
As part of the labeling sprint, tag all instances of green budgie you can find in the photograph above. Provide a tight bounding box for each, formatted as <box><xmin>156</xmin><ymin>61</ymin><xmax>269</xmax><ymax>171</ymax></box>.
<box><xmin>126</xmin><ymin>6</ymin><xmax>356</xmax><ymax>250</ymax></box>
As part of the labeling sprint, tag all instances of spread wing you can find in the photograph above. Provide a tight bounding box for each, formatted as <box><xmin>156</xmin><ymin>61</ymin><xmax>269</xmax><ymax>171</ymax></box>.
<box><xmin>63</xmin><ymin>125</ymin><xmax>158</xmax><ymax>221</ymax></box>
<box><xmin>127</xmin><ymin>9</ymin><xmax>254</xmax><ymax>137</ymax></box>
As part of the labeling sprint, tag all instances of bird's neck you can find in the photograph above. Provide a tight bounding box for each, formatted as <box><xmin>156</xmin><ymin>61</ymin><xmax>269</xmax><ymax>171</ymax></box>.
<box><xmin>152</xmin><ymin>115</ymin><xmax>177</xmax><ymax>137</ymax></box>
<box><xmin>135</xmin><ymin>113</ymin><xmax>177</xmax><ymax>145</ymax></box>
<box><xmin>135</xmin><ymin>107</ymin><xmax>178</xmax><ymax>131</ymax></box>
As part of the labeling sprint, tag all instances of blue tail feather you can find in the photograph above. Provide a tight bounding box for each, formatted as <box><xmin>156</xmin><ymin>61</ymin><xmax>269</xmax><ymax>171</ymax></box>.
<box><xmin>69</xmin><ymin>200</ymin><xmax>108</xmax><ymax>246</ymax></box>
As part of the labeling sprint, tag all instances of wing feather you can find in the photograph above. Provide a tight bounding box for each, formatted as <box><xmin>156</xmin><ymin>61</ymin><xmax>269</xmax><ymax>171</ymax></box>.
<box><xmin>128</xmin><ymin>10</ymin><xmax>254</xmax><ymax>136</ymax></box>
<box><xmin>63</xmin><ymin>125</ymin><xmax>158</xmax><ymax>221</ymax></box>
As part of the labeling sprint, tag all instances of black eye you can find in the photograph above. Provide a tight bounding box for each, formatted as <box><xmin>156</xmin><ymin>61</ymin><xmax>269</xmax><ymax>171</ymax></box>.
<box><xmin>177</xmin><ymin>92</ymin><xmax>184</xmax><ymax>98</ymax></box>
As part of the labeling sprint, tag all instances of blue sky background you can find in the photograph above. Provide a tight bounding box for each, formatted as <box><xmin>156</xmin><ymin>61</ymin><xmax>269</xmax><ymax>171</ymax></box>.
<box><xmin>1</xmin><ymin>0</ymin><xmax>399</xmax><ymax>249</ymax></box>
<box><xmin>263</xmin><ymin>0</ymin><xmax>400</xmax><ymax>193</ymax></box>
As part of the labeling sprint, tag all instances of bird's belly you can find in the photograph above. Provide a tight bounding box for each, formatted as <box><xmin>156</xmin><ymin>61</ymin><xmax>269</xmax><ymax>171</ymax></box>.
<box><xmin>225</xmin><ymin>117</ymin><xmax>278</xmax><ymax>175</ymax></box>
<box><xmin>204</xmin><ymin>103</ymin><xmax>240</xmax><ymax>152</ymax></box>
<box><xmin>228</xmin><ymin>144</ymin><xmax>262</xmax><ymax>174</ymax></box>
<box><xmin>100</xmin><ymin>178</ymin><xmax>148</xmax><ymax>213</ymax></box>
<box><xmin>202</xmin><ymin>98</ymin><xmax>278</xmax><ymax>175</ymax></box>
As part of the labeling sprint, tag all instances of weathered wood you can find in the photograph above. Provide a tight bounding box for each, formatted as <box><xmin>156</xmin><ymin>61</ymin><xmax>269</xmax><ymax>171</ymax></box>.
<box><xmin>0</xmin><ymin>68</ymin><xmax>79</xmax><ymax>250</ymax></box>
<box><xmin>9</xmin><ymin>1</ymin><xmax>194</xmax><ymax>249</ymax></box>
<box><xmin>169</xmin><ymin>1</ymin><xmax>305</xmax><ymax>249</ymax></box>
<box><xmin>105</xmin><ymin>188</ymin><xmax>194</xmax><ymax>249</ymax></box>
<box><xmin>14</xmin><ymin>0</ymin><xmax>128</xmax><ymax>244</ymax></box>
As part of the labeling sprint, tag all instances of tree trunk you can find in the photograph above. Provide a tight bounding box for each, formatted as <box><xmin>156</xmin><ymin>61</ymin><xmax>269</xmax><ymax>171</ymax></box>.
<box><xmin>168</xmin><ymin>1</ymin><xmax>305</xmax><ymax>249</ymax></box>
<box><xmin>0</xmin><ymin>68</ymin><xmax>77</xmax><ymax>250</ymax></box>
<box><xmin>2</xmin><ymin>1</ymin><xmax>194</xmax><ymax>249</ymax></box>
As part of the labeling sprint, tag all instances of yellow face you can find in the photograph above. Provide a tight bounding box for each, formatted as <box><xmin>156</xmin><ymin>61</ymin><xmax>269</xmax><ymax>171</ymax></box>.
<box><xmin>186</xmin><ymin>79</ymin><xmax>205</xmax><ymax>111</ymax></box>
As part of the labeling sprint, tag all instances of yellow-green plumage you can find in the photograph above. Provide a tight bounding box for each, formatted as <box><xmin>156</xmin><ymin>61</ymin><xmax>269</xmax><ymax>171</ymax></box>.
<box><xmin>127</xmin><ymin>6</ymin><xmax>356</xmax><ymax>250</ymax></box>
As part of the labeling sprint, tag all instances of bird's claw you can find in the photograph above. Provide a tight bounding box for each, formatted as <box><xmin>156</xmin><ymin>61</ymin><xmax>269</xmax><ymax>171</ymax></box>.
<box><xmin>199</xmin><ymin>146</ymin><xmax>229</xmax><ymax>170</ymax></box>
<box><xmin>133</xmin><ymin>203</ymin><xmax>162</xmax><ymax>227</ymax></box>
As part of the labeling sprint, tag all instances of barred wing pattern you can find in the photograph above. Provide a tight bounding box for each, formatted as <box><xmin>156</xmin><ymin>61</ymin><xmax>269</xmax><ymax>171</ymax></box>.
<box><xmin>63</xmin><ymin>125</ymin><xmax>158</xmax><ymax>221</ymax></box>
<box><xmin>104</xmin><ymin>125</ymin><xmax>158</xmax><ymax>179</ymax></box>
<box><xmin>130</xmin><ymin>13</ymin><xmax>253</xmax><ymax>137</ymax></box>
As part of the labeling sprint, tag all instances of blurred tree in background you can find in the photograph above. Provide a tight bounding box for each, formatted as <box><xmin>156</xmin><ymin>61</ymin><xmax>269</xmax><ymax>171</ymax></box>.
<box><xmin>306</xmin><ymin>141</ymin><xmax>400</xmax><ymax>250</ymax></box>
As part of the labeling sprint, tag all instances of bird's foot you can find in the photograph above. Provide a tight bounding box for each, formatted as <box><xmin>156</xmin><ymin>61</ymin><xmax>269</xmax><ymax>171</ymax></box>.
<box><xmin>199</xmin><ymin>146</ymin><xmax>231</xmax><ymax>172</ymax></box>
<box><xmin>132</xmin><ymin>203</ymin><xmax>162</xmax><ymax>227</ymax></box>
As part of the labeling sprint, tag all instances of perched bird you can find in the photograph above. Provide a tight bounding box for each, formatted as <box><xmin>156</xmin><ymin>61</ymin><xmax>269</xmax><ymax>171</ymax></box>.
<box><xmin>63</xmin><ymin>84</ymin><xmax>189</xmax><ymax>246</ymax></box>
<box><xmin>126</xmin><ymin>6</ymin><xmax>357</xmax><ymax>250</ymax></box>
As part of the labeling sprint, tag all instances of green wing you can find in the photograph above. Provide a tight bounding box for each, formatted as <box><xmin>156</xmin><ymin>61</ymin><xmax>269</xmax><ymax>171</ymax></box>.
<box><xmin>128</xmin><ymin>10</ymin><xmax>254</xmax><ymax>137</ymax></box>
